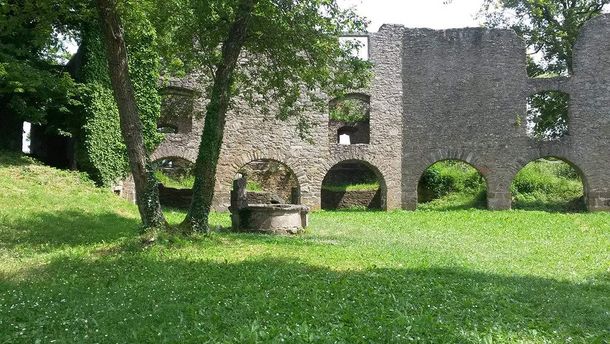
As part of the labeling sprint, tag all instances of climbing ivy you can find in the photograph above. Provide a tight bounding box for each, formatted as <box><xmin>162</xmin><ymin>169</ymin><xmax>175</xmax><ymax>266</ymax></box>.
<box><xmin>76</xmin><ymin>7</ymin><xmax>163</xmax><ymax>186</ymax></box>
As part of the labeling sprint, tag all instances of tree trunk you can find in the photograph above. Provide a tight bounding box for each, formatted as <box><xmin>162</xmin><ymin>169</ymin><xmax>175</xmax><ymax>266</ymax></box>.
<box><xmin>95</xmin><ymin>0</ymin><xmax>167</xmax><ymax>230</ymax></box>
<box><xmin>181</xmin><ymin>0</ymin><xmax>257</xmax><ymax>232</ymax></box>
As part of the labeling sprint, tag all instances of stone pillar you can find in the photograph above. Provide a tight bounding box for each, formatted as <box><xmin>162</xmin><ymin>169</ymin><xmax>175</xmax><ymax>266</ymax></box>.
<box><xmin>487</xmin><ymin>191</ymin><xmax>512</xmax><ymax>210</ymax></box>
<box><xmin>587</xmin><ymin>190</ymin><xmax>610</xmax><ymax>212</ymax></box>
<box><xmin>401</xmin><ymin>193</ymin><xmax>417</xmax><ymax>211</ymax></box>
<box><xmin>230</xmin><ymin>178</ymin><xmax>248</xmax><ymax>209</ymax></box>
<box><xmin>230</xmin><ymin>178</ymin><xmax>248</xmax><ymax>230</ymax></box>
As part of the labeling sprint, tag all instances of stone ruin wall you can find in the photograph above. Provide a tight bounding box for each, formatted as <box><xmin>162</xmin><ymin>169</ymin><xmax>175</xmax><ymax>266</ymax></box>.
<box><xmin>123</xmin><ymin>14</ymin><xmax>610</xmax><ymax>212</ymax></box>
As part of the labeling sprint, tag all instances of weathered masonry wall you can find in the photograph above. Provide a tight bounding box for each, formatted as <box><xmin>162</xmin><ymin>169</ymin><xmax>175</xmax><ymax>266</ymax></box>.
<box><xmin>123</xmin><ymin>14</ymin><xmax>610</xmax><ymax>212</ymax></box>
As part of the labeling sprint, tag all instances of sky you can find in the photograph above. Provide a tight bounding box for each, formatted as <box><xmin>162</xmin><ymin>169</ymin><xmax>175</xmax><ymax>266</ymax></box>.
<box><xmin>338</xmin><ymin>0</ymin><xmax>486</xmax><ymax>32</ymax></box>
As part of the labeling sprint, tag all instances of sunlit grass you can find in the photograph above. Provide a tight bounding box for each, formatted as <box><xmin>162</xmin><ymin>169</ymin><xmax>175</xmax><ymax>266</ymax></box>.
<box><xmin>1</xmin><ymin>152</ymin><xmax>609</xmax><ymax>343</ymax></box>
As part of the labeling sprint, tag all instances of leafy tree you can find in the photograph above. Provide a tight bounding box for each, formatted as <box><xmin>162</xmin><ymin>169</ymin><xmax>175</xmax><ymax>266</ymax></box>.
<box><xmin>152</xmin><ymin>0</ymin><xmax>371</xmax><ymax>232</ymax></box>
<box><xmin>0</xmin><ymin>0</ymin><xmax>90</xmax><ymax>150</ymax></box>
<box><xmin>95</xmin><ymin>0</ymin><xmax>167</xmax><ymax>230</ymax></box>
<box><xmin>480</xmin><ymin>0</ymin><xmax>609</xmax><ymax>139</ymax></box>
<box><xmin>329</xmin><ymin>97</ymin><xmax>370</xmax><ymax>122</ymax></box>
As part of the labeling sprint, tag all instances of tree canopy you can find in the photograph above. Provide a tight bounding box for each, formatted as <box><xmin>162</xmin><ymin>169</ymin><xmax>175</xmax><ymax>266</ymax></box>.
<box><xmin>152</xmin><ymin>0</ymin><xmax>371</xmax><ymax>135</ymax></box>
<box><xmin>480</xmin><ymin>0</ymin><xmax>609</xmax><ymax>140</ymax></box>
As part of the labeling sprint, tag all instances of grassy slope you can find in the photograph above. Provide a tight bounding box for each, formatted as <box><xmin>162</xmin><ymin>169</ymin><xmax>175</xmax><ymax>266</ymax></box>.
<box><xmin>1</xmin><ymin>153</ymin><xmax>609</xmax><ymax>343</ymax></box>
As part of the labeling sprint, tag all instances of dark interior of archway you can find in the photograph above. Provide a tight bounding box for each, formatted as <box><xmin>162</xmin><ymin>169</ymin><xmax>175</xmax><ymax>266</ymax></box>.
<box><xmin>154</xmin><ymin>158</ymin><xmax>194</xmax><ymax>209</ymax></box>
<box><xmin>321</xmin><ymin>161</ymin><xmax>381</xmax><ymax>210</ymax></box>
<box><xmin>511</xmin><ymin>158</ymin><xmax>585</xmax><ymax>212</ymax></box>
<box><xmin>417</xmin><ymin>161</ymin><xmax>486</xmax><ymax>211</ymax></box>
<box><xmin>235</xmin><ymin>160</ymin><xmax>299</xmax><ymax>205</ymax></box>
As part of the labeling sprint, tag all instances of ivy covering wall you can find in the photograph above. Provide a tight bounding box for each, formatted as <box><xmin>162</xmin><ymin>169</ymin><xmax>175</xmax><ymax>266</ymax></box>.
<box><xmin>76</xmin><ymin>9</ymin><xmax>163</xmax><ymax>187</ymax></box>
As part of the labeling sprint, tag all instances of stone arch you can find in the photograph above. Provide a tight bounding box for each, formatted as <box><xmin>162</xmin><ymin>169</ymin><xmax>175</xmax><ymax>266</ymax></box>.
<box><xmin>414</xmin><ymin>158</ymin><xmax>490</xmax><ymax>210</ymax></box>
<box><xmin>508</xmin><ymin>155</ymin><xmax>590</xmax><ymax>210</ymax></box>
<box><xmin>215</xmin><ymin>151</ymin><xmax>312</xmax><ymax>210</ymax></box>
<box><xmin>413</xmin><ymin>149</ymin><xmax>490</xmax><ymax>184</ymax></box>
<box><xmin>232</xmin><ymin>157</ymin><xmax>302</xmax><ymax>205</ymax></box>
<box><xmin>150</xmin><ymin>144</ymin><xmax>196</xmax><ymax>164</ymax></box>
<box><xmin>118</xmin><ymin>150</ymin><xmax>196</xmax><ymax>203</ymax></box>
<box><xmin>403</xmin><ymin>149</ymin><xmax>500</xmax><ymax>210</ymax></box>
<box><xmin>319</xmin><ymin>157</ymin><xmax>388</xmax><ymax>210</ymax></box>
<box><xmin>156</xmin><ymin>124</ymin><xmax>179</xmax><ymax>134</ymax></box>
<box><xmin>228</xmin><ymin>153</ymin><xmax>307</xmax><ymax>189</ymax></box>
<box><xmin>507</xmin><ymin>151</ymin><xmax>590</xmax><ymax>192</ymax></box>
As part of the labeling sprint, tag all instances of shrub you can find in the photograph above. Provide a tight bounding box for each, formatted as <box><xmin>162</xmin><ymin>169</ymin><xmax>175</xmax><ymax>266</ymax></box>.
<box><xmin>511</xmin><ymin>159</ymin><xmax>584</xmax><ymax>211</ymax></box>
<box><xmin>420</xmin><ymin>161</ymin><xmax>485</xmax><ymax>199</ymax></box>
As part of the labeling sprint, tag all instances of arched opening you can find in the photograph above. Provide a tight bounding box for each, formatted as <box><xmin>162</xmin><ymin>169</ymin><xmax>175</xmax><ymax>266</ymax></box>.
<box><xmin>153</xmin><ymin>157</ymin><xmax>194</xmax><ymax>209</ymax></box>
<box><xmin>329</xmin><ymin>93</ymin><xmax>370</xmax><ymax>145</ymax></box>
<box><xmin>321</xmin><ymin>160</ymin><xmax>386</xmax><ymax>210</ymax></box>
<box><xmin>234</xmin><ymin>159</ymin><xmax>300</xmax><ymax>205</ymax></box>
<box><xmin>526</xmin><ymin>91</ymin><xmax>570</xmax><ymax>141</ymax></box>
<box><xmin>417</xmin><ymin>160</ymin><xmax>487</xmax><ymax>210</ymax></box>
<box><xmin>511</xmin><ymin>157</ymin><xmax>586</xmax><ymax>212</ymax></box>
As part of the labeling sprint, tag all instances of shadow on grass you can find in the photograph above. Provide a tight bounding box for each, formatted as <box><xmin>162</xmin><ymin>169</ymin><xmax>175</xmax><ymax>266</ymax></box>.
<box><xmin>1</xmin><ymin>255</ymin><xmax>608</xmax><ymax>342</ymax></box>
<box><xmin>512</xmin><ymin>196</ymin><xmax>587</xmax><ymax>213</ymax></box>
<box><xmin>0</xmin><ymin>210</ymin><xmax>140</xmax><ymax>250</ymax></box>
<box><xmin>0</xmin><ymin>151</ymin><xmax>37</xmax><ymax>167</ymax></box>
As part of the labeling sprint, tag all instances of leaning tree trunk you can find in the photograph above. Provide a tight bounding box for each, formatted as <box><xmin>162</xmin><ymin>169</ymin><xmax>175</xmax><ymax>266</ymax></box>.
<box><xmin>95</xmin><ymin>0</ymin><xmax>167</xmax><ymax>230</ymax></box>
<box><xmin>182</xmin><ymin>0</ymin><xmax>258</xmax><ymax>233</ymax></box>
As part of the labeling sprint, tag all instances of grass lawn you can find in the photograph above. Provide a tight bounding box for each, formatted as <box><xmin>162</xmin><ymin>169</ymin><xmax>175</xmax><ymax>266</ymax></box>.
<box><xmin>1</xmin><ymin>153</ymin><xmax>609</xmax><ymax>343</ymax></box>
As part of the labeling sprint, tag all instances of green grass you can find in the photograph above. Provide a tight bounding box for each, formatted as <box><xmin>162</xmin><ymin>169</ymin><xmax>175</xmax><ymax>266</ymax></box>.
<box><xmin>512</xmin><ymin>159</ymin><xmax>584</xmax><ymax>211</ymax></box>
<box><xmin>419</xmin><ymin>160</ymin><xmax>586</xmax><ymax>212</ymax></box>
<box><xmin>154</xmin><ymin>170</ymin><xmax>194</xmax><ymax>189</ymax></box>
<box><xmin>321</xmin><ymin>182</ymin><xmax>380</xmax><ymax>192</ymax></box>
<box><xmin>246</xmin><ymin>180</ymin><xmax>264</xmax><ymax>192</ymax></box>
<box><xmin>1</xmin><ymin>152</ymin><xmax>609</xmax><ymax>343</ymax></box>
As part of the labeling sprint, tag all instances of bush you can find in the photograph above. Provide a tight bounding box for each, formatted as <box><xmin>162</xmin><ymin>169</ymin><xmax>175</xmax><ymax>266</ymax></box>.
<box><xmin>511</xmin><ymin>159</ymin><xmax>584</xmax><ymax>211</ymax></box>
<box><xmin>420</xmin><ymin>161</ymin><xmax>485</xmax><ymax>199</ymax></box>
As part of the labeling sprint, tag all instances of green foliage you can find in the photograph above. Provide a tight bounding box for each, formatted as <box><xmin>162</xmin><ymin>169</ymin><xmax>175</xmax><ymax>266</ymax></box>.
<box><xmin>154</xmin><ymin>170</ymin><xmax>195</xmax><ymax>189</ymax></box>
<box><xmin>246</xmin><ymin>180</ymin><xmax>264</xmax><ymax>192</ymax></box>
<box><xmin>511</xmin><ymin>159</ymin><xmax>584</xmax><ymax>211</ymax></box>
<box><xmin>76</xmin><ymin>11</ymin><xmax>163</xmax><ymax>186</ymax></box>
<box><xmin>329</xmin><ymin>97</ymin><xmax>370</xmax><ymax>122</ymax></box>
<box><xmin>321</xmin><ymin>182</ymin><xmax>379</xmax><ymax>192</ymax></box>
<box><xmin>0</xmin><ymin>0</ymin><xmax>92</xmax><ymax>150</ymax></box>
<box><xmin>480</xmin><ymin>0</ymin><xmax>609</xmax><ymax>75</ymax></box>
<box><xmin>1</xmin><ymin>155</ymin><xmax>609</xmax><ymax>342</ymax></box>
<box><xmin>0</xmin><ymin>53</ymin><xmax>79</xmax><ymax>125</ymax></box>
<box><xmin>420</xmin><ymin>161</ymin><xmax>486</xmax><ymax>199</ymax></box>
<box><xmin>527</xmin><ymin>91</ymin><xmax>569</xmax><ymax>140</ymax></box>
<box><xmin>418</xmin><ymin>161</ymin><xmax>487</xmax><ymax>210</ymax></box>
<box><xmin>152</xmin><ymin>0</ymin><xmax>372</xmax><ymax>137</ymax></box>
<box><xmin>418</xmin><ymin>159</ymin><xmax>585</xmax><ymax>212</ymax></box>
<box><xmin>480</xmin><ymin>0</ymin><xmax>609</xmax><ymax>138</ymax></box>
